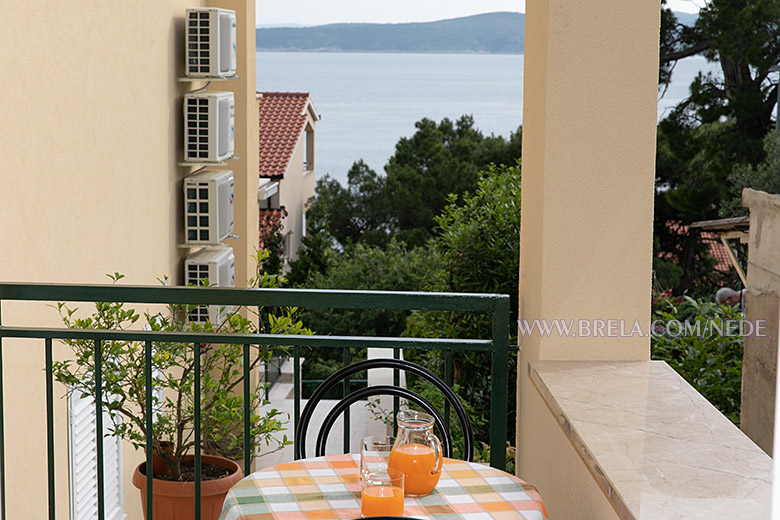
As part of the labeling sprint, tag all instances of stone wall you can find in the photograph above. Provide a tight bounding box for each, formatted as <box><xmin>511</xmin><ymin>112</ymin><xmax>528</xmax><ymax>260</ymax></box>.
<box><xmin>741</xmin><ymin>188</ymin><xmax>780</xmax><ymax>454</ymax></box>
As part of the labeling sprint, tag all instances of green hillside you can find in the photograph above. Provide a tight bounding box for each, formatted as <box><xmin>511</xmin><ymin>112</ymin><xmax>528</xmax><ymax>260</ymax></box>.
<box><xmin>256</xmin><ymin>12</ymin><xmax>525</xmax><ymax>54</ymax></box>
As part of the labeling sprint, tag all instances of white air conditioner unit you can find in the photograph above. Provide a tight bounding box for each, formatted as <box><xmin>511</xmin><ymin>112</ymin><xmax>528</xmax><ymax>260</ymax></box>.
<box><xmin>185</xmin><ymin>8</ymin><xmax>237</xmax><ymax>78</ymax></box>
<box><xmin>184</xmin><ymin>91</ymin><xmax>235</xmax><ymax>163</ymax></box>
<box><xmin>184</xmin><ymin>246</ymin><xmax>235</xmax><ymax>324</ymax></box>
<box><xmin>184</xmin><ymin>169</ymin><xmax>234</xmax><ymax>245</ymax></box>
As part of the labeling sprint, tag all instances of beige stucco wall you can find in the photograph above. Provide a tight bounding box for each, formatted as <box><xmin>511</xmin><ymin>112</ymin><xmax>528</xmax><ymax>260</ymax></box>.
<box><xmin>518</xmin><ymin>0</ymin><xmax>659</xmax><ymax>517</ymax></box>
<box><xmin>223</xmin><ymin>0</ymin><xmax>260</xmax><ymax>286</ymax></box>
<box><xmin>279</xmin><ymin>115</ymin><xmax>317</xmax><ymax>261</ymax></box>
<box><xmin>0</xmin><ymin>1</ymin><xmax>257</xmax><ymax>518</ymax></box>
<box><xmin>523</xmin><ymin>383</ymin><xmax>626</xmax><ymax>520</ymax></box>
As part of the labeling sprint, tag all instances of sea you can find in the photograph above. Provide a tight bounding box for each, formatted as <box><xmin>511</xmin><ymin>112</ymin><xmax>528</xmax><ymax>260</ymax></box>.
<box><xmin>256</xmin><ymin>52</ymin><xmax>721</xmax><ymax>185</ymax></box>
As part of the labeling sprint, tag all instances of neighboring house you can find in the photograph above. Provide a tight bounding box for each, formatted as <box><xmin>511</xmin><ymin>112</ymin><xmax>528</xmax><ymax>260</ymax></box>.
<box><xmin>257</xmin><ymin>92</ymin><xmax>319</xmax><ymax>263</ymax></box>
<box><xmin>665</xmin><ymin>221</ymin><xmax>741</xmax><ymax>278</ymax></box>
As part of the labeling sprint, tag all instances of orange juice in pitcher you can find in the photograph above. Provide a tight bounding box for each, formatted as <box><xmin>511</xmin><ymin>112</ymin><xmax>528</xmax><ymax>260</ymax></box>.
<box><xmin>387</xmin><ymin>411</ymin><xmax>442</xmax><ymax>496</ymax></box>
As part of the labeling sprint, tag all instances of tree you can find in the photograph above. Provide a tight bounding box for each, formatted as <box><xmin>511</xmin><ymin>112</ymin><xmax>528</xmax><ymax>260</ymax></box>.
<box><xmin>306</xmin><ymin>116</ymin><xmax>523</xmax><ymax>250</ymax></box>
<box><xmin>385</xmin><ymin>116</ymin><xmax>519</xmax><ymax>246</ymax></box>
<box><xmin>660</xmin><ymin>0</ymin><xmax>780</xmax><ymax>134</ymax></box>
<box><xmin>258</xmin><ymin>212</ymin><xmax>286</xmax><ymax>276</ymax></box>
<box><xmin>313</xmin><ymin>161</ymin><xmax>395</xmax><ymax>249</ymax></box>
<box><xmin>293</xmin><ymin>239</ymin><xmax>439</xmax><ymax>393</ymax></box>
<box><xmin>725</xmin><ymin>130</ymin><xmax>780</xmax><ymax>214</ymax></box>
<box><xmin>658</xmin><ymin>0</ymin><xmax>780</xmax><ymax>199</ymax></box>
<box><xmin>404</xmin><ymin>163</ymin><xmax>522</xmax><ymax>447</ymax></box>
<box><xmin>52</xmin><ymin>260</ymin><xmax>311</xmax><ymax>482</ymax></box>
<box><xmin>286</xmin><ymin>195</ymin><xmax>334</xmax><ymax>287</ymax></box>
<box><xmin>300</xmin><ymin>238</ymin><xmax>438</xmax><ymax>338</ymax></box>
<box><xmin>655</xmin><ymin>0</ymin><xmax>780</xmax><ymax>292</ymax></box>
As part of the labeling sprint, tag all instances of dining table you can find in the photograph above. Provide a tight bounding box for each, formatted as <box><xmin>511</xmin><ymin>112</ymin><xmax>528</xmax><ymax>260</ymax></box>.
<box><xmin>218</xmin><ymin>453</ymin><xmax>548</xmax><ymax>520</ymax></box>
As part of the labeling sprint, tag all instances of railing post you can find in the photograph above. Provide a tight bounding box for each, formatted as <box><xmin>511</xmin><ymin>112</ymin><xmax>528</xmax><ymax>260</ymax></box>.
<box><xmin>293</xmin><ymin>345</ymin><xmax>301</xmax><ymax>458</ymax></box>
<box><xmin>444</xmin><ymin>349</ymin><xmax>452</xmax><ymax>440</ymax></box>
<box><xmin>490</xmin><ymin>298</ymin><xmax>510</xmax><ymax>469</ymax></box>
<box><xmin>264</xmin><ymin>360</ymin><xmax>270</xmax><ymax>400</ymax></box>
<box><xmin>45</xmin><ymin>338</ymin><xmax>55</xmax><ymax>520</ymax></box>
<box><xmin>94</xmin><ymin>339</ymin><xmax>105</xmax><ymax>520</ymax></box>
<box><xmin>194</xmin><ymin>342</ymin><xmax>201</xmax><ymax>519</ymax></box>
<box><xmin>144</xmin><ymin>341</ymin><xmax>154</xmax><ymax>520</ymax></box>
<box><xmin>393</xmin><ymin>348</ymin><xmax>400</xmax><ymax>432</ymax></box>
<box><xmin>342</xmin><ymin>348</ymin><xmax>351</xmax><ymax>453</ymax></box>
<box><xmin>0</xmin><ymin>300</ymin><xmax>6</xmax><ymax>520</ymax></box>
<box><xmin>244</xmin><ymin>343</ymin><xmax>252</xmax><ymax>473</ymax></box>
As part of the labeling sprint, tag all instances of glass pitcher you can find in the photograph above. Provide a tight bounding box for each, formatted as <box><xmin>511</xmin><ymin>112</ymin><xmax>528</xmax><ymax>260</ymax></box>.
<box><xmin>387</xmin><ymin>410</ymin><xmax>442</xmax><ymax>496</ymax></box>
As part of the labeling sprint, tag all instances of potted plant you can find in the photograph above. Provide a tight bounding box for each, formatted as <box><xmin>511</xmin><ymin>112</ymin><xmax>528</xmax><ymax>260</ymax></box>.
<box><xmin>52</xmin><ymin>251</ymin><xmax>311</xmax><ymax>520</ymax></box>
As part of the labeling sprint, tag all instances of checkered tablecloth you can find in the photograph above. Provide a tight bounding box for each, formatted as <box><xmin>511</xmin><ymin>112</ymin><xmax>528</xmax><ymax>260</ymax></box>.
<box><xmin>219</xmin><ymin>453</ymin><xmax>548</xmax><ymax>520</ymax></box>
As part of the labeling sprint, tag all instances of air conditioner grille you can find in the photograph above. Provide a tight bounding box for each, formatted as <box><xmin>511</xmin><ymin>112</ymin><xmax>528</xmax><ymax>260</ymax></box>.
<box><xmin>186</xmin><ymin>263</ymin><xmax>210</xmax><ymax>322</ymax></box>
<box><xmin>185</xmin><ymin>182</ymin><xmax>211</xmax><ymax>242</ymax></box>
<box><xmin>184</xmin><ymin>247</ymin><xmax>234</xmax><ymax>324</ymax></box>
<box><xmin>187</xmin><ymin>11</ymin><xmax>212</xmax><ymax>75</ymax></box>
<box><xmin>185</xmin><ymin>98</ymin><xmax>210</xmax><ymax>160</ymax></box>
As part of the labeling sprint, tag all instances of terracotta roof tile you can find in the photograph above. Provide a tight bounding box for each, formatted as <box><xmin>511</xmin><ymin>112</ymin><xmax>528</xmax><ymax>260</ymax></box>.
<box><xmin>257</xmin><ymin>92</ymin><xmax>310</xmax><ymax>178</ymax></box>
<box><xmin>700</xmin><ymin>232</ymin><xmax>733</xmax><ymax>273</ymax></box>
<box><xmin>665</xmin><ymin>221</ymin><xmax>734</xmax><ymax>273</ymax></box>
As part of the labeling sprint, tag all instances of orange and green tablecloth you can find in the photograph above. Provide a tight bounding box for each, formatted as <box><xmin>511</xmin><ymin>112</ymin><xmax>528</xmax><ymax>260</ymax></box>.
<box><xmin>219</xmin><ymin>453</ymin><xmax>547</xmax><ymax>520</ymax></box>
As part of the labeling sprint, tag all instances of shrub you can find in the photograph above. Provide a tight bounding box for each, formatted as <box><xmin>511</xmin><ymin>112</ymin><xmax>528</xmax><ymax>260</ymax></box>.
<box><xmin>651</xmin><ymin>294</ymin><xmax>743</xmax><ymax>424</ymax></box>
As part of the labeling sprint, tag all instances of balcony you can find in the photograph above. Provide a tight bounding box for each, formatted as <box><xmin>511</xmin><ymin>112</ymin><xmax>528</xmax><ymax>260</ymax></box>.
<box><xmin>3</xmin><ymin>1</ymin><xmax>778</xmax><ymax>519</ymax></box>
<box><xmin>0</xmin><ymin>282</ymin><xmax>510</xmax><ymax>519</ymax></box>
<box><xmin>0</xmin><ymin>282</ymin><xmax>773</xmax><ymax>519</ymax></box>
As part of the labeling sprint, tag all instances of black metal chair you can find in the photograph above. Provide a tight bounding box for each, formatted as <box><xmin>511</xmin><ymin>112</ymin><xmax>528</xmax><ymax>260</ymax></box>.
<box><xmin>294</xmin><ymin>358</ymin><xmax>473</xmax><ymax>461</ymax></box>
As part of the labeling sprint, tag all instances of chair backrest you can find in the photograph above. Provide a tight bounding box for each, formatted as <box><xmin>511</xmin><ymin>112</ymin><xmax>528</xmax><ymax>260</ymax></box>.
<box><xmin>294</xmin><ymin>358</ymin><xmax>473</xmax><ymax>461</ymax></box>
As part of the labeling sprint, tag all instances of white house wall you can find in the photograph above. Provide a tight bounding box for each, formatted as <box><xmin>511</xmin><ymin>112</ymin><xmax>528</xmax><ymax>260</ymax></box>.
<box><xmin>279</xmin><ymin>118</ymin><xmax>316</xmax><ymax>261</ymax></box>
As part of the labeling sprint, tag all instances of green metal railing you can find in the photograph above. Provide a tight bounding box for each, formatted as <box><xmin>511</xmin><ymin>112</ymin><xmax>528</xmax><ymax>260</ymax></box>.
<box><xmin>0</xmin><ymin>282</ymin><xmax>510</xmax><ymax>519</ymax></box>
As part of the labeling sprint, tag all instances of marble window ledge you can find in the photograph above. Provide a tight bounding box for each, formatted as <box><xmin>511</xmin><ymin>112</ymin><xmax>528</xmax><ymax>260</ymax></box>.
<box><xmin>530</xmin><ymin>360</ymin><xmax>772</xmax><ymax>520</ymax></box>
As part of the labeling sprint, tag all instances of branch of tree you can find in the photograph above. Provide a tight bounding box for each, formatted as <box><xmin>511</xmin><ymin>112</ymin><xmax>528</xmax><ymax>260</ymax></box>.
<box><xmin>660</xmin><ymin>39</ymin><xmax>712</xmax><ymax>63</ymax></box>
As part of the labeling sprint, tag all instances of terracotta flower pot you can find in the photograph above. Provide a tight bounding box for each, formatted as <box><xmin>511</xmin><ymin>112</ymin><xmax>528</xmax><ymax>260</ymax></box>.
<box><xmin>143</xmin><ymin>441</ymin><xmax>175</xmax><ymax>476</ymax></box>
<box><xmin>132</xmin><ymin>454</ymin><xmax>244</xmax><ymax>520</ymax></box>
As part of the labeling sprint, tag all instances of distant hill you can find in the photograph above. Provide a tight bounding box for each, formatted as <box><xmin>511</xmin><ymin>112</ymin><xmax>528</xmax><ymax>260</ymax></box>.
<box><xmin>256</xmin><ymin>12</ymin><xmax>525</xmax><ymax>54</ymax></box>
<box><xmin>256</xmin><ymin>11</ymin><xmax>699</xmax><ymax>54</ymax></box>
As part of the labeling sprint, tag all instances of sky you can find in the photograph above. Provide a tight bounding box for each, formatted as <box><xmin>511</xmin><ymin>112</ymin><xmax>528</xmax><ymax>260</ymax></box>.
<box><xmin>256</xmin><ymin>0</ymin><xmax>704</xmax><ymax>26</ymax></box>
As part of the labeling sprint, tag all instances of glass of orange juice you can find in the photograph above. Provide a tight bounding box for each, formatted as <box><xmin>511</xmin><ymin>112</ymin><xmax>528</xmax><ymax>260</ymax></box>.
<box><xmin>387</xmin><ymin>410</ymin><xmax>442</xmax><ymax>497</ymax></box>
<box><xmin>361</xmin><ymin>468</ymin><xmax>404</xmax><ymax>517</ymax></box>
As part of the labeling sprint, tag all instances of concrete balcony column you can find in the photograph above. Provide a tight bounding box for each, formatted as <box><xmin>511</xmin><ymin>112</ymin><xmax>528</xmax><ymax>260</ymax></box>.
<box><xmin>518</xmin><ymin>1</ymin><xmax>660</xmax><ymax>517</ymax></box>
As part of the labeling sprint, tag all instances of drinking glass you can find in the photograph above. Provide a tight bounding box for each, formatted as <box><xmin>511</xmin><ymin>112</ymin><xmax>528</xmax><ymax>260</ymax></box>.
<box><xmin>360</xmin><ymin>435</ymin><xmax>395</xmax><ymax>481</ymax></box>
<box><xmin>361</xmin><ymin>468</ymin><xmax>404</xmax><ymax>518</ymax></box>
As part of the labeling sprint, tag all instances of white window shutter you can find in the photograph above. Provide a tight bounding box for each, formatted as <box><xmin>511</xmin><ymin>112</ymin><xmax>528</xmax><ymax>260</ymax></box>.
<box><xmin>68</xmin><ymin>391</ymin><xmax>125</xmax><ymax>520</ymax></box>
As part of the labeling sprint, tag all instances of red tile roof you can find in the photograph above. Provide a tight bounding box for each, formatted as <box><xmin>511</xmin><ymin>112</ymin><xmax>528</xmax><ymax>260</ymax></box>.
<box><xmin>700</xmin><ymin>232</ymin><xmax>733</xmax><ymax>273</ymax></box>
<box><xmin>665</xmin><ymin>221</ymin><xmax>733</xmax><ymax>273</ymax></box>
<box><xmin>257</xmin><ymin>92</ymin><xmax>310</xmax><ymax>178</ymax></box>
<box><xmin>259</xmin><ymin>207</ymin><xmax>287</xmax><ymax>251</ymax></box>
